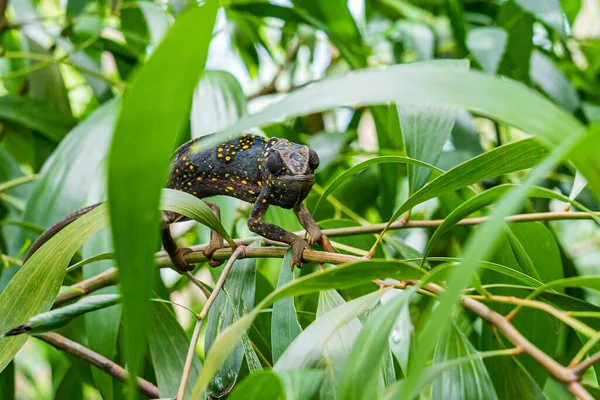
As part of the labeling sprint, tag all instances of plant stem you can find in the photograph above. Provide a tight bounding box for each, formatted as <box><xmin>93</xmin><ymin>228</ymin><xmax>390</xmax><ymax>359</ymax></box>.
<box><xmin>35</xmin><ymin>332</ymin><xmax>160</xmax><ymax>398</ymax></box>
<box><xmin>0</xmin><ymin>174</ymin><xmax>38</xmax><ymax>193</ymax></box>
<box><xmin>176</xmin><ymin>246</ymin><xmax>245</xmax><ymax>400</ymax></box>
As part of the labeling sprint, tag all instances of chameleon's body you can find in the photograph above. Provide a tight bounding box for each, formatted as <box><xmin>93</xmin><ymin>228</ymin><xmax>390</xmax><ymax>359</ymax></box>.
<box><xmin>25</xmin><ymin>134</ymin><xmax>332</xmax><ymax>271</ymax></box>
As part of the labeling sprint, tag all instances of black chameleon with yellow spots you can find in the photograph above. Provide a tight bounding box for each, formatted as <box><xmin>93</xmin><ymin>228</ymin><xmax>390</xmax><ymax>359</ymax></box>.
<box><xmin>24</xmin><ymin>134</ymin><xmax>334</xmax><ymax>274</ymax></box>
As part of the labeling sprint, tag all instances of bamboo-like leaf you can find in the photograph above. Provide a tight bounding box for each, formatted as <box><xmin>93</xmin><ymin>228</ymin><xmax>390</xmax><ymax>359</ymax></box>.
<box><xmin>338</xmin><ymin>288</ymin><xmax>416</xmax><ymax>400</ymax></box>
<box><xmin>205</xmin><ymin>257</ymin><xmax>256</xmax><ymax>398</ymax></box>
<box><xmin>229</xmin><ymin>369</ymin><xmax>325</xmax><ymax>400</ymax></box>
<box><xmin>530</xmin><ymin>50</ymin><xmax>580</xmax><ymax>113</ymax></box>
<box><xmin>106</xmin><ymin>2</ymin><xmax>218</xmax><ymax>388</ymax></box>
<box><xmin>274</xmin><ymin>289</ymin><xmax>388</xmax><ymax>371</ymax></box>
<box><xmin>2</xmin><ymin>294</ymin><xmax>121</xmax><ymax>337</ymax></box>
<box><xmin>161</xmin><ymin>189</ymin><xmax>235</xmax><ymax>246</ymax></box>
<box><xmin>317</xmin><ymin>290</ymin><xmax>363</xmax><ymax>399</ymax></box>
<box><xmin>271</xmin><ymin>250</ymin><xmax>302</xmax><ymax>363</ymax></box>
<box><xmin>148</xmin><ymin>301</ymin><xmax>201</xmax><ymax>399</ymax></box>
<box><xmin>514</xmin><ymin>0</ymin><xmax>566</xmax><ymax>38</ymax></box>
<box><xmin>432</xmin><ymin>322</ymin><xmax>498</xmax><ymax>400</ymax></box>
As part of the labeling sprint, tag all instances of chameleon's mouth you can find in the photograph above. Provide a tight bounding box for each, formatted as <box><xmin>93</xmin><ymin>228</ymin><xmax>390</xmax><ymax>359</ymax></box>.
<box><xmin>280</xmin><ymin>174</ymin><xmax>315</xmax><ymax>184</ymax></box>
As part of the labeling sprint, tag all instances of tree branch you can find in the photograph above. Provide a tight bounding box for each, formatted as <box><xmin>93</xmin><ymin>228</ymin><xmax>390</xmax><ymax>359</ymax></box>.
<box><xmin>35</xmin><ymin>332</ymin><xmax>160</xmax><ymax>399</ymax></box>
<box><xmin>248</xmin><ymin>39</ymin><xmax>302</xmax><ymax>100</ymax></box>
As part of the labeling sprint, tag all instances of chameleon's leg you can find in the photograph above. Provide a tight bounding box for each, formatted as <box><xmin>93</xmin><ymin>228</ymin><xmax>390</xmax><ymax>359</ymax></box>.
<box><xmin>293</xmin><ymin>203</ymin><xmax>335</xmax><ymax>253</ymax></box>
<box><xmin>203</xmin><ymin>202</ymin><xmax>224</xmax><ymax>267</ymax></box>
<box><xmin>248</xmin><ymin>198</ymin><xmax>308</xmax><ymax>269</ymax></box>
<box><xmin>161</xmin><ymin>212</ymin><xmax>194</xmax><ymax>273</ymax></box>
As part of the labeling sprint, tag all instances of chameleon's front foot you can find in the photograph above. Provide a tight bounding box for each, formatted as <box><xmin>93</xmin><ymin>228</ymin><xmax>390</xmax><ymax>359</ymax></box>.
<box><xmin>203</xmin><ymin>244</ymin><xmax>224</xmax><ymax>267</ymax></box>
<box><xmin>290</xmin><ymin>239</ymin><xmax>310</xmax><ymax>270</ymax></box>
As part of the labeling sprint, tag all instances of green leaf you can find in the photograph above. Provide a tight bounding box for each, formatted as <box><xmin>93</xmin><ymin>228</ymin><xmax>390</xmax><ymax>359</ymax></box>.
<box><xmin>161</xmin><ymin>189</ymin><xmax>235</xmax><ymax>247</ymax></box>
<box><xmin>338</xmin><ymin>288</ymin><xmax>415</xmax><ymax>400</ymax></box>
<box><xmin>271</xmin><ymin>250</ymin><xmax>302</xmax><ymax>363</ymax></box>
<box><xmin>423</xmin><ymin>183</ymin><xmax>600</xmax><ymax>262</ymax></box>
<box><xmin>466</xmin><ymin>27</ymin><xmax>508</xmax><ymax>75</ymax></box>
<box><xmin>432</xmin><ymin>321</ymin><xmax>498</xmax><ymax>400</ymax></box>
<box><xmin>205</xmin><ymin>257</ymin><xmax>256</xmax><ymax>398</ymax></box>
<box><xmin>229</xmin><ymin>370</ymin><xmax>325</xmax><ymax>400</ymax></box>
<box><xmin>317</xmin><ymin>290</ymin><xmax>363</xmax><ymax>399</ymax></box>
<box><xmin>0</xmin><ymin>96</ymin><xmax>76</xmax><ymax>143</ymax></box>
<box><xmin>275</xmin><ymin>289</ymin><xmax>388</xmax><ymax>371</ymax></box>
<box><xmin>192</xmin><ymin>260</ymin><xmax>424</xmax><ymax>397</ymax></box>
<box><xmin>0</xmin><ymin>205</ymin><xmax>108</xmax><ymax>373</ymax></box>
<box><xmin>148</xmin><ymin>301</ymin><xmax>201</xmax><ymax>399</ymax></box>
<box><xmin>497</xmin><ymin>1</ymin><xmax>534</xmax><ymax>83</ymax></box>
<box><xmin>106</xmin><ymin>1</ymin><xmax>218</xmax><ymax>388</ymax></box>
<box><xmin>514</xmin><ymin>0</ymin><xmax>566</xmax><ymax>38</ymax></box>
<box><xmin>2</xmin><ymin>294</ymin><xmax>121</xmax><ymax>336</ymax></box>
<box><xmin>530</xmin><ymin>50</ymin><xmax>580</xmax><ymax>113</ymax></box>
<box><xmin>191</xmin><ymin>70</ymin><xmax>247</xmax><ymax>138</ymax></box>
<box><xmin>400</xmin><ymin>101</ymin><xmax>460</xmax><ymax>194</ymax></box>
<box><xmin>313</xmin><ymin>156</ymin><xmax>442</xmax><ymax>214</ymax></box>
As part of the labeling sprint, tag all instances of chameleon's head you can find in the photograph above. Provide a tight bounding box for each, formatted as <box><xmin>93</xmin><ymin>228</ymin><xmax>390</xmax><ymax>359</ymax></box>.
<box><xmin>261</xmin><ymin>137</ymin><xmax>320</xmax><ymax>209</ymax></box>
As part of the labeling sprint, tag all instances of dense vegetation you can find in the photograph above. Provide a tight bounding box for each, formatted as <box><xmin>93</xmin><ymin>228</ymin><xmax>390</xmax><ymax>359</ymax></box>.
<box><xmin>1</xmin><ymin>0</ymin><xmax>600</xmax><ymax>399</ymax></box>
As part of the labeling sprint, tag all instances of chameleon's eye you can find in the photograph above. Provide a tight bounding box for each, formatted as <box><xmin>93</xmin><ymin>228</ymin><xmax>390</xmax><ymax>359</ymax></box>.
<box><xmin>308</xmin><ymin>149</ymin><xmax>320</xmax><ymax>171</ymax></box>
<box><xmin>267</xmin><ymin>151</ymin><xmax>284</xmax><ymax>174</ymax></box>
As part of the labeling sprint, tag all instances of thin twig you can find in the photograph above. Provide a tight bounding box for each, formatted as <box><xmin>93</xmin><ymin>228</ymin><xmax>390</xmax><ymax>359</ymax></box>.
<box><xmin>35</xmin><ymin>332</ymin><xmax>160</xmax><ymax>398</ymax></box>
<box><xmin>183</xmin><ymin>271</ymin><xmax>211</xmax><ymax>298</ymax></box>
<box><xmin>176</xmin><ymin>246</ymin><xmax>246</xmax><ymax>400</ymax></box>
<box><xmin>572</xmin><ymin>351</ymin><xmax>600</xmax><ymax>377</ymax></box>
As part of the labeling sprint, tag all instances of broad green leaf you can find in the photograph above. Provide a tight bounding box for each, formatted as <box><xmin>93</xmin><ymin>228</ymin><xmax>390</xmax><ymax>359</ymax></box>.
<box><xmin>338</xmin><ymin>288</ymin><xmax>415</xmax><ymax>400</ymax></box>
<box><xmin>504</xmin><ymin>357</ymin><xmax>547</xmax><ymax>399</ymax></box>
<box><xmin>271</xmin><ymin>250</ymin><xmax>302</xmax><ymax>363</ymax></box>
<box><xmin>515</xmin><ymin>0</ymin><xmax>566</xmax><ymax>38</ymax></box>
<box><xmin>432</xmin><ymin>321</ymin><xmax>498</xmax><ymax>400</ymax></box>
<box><xmin>191</xmin><ymin>70</ymin><xmax>247</xmax><ymax>138</ymax></box>
<box><xmin>220</xmin><ymin>62</ymin><xmax>582</xmax><ymax>150</ymax></box>
<box><xmin>229</xmin><ymin>370</ymin><xmax>324</xmax><ymax>400</ymax></box>
<box><xmin>205</xmin><ymin>257</ymin><xmax>256</xmax><ymax>397</ymax></box>
<box><xmin>530</xmin><ymin>50</ymin><xmax>580</xmax><ymax>113</ymax></box>
<box><xmin>274</xmin><ymin>289</ymin><xmax>388</xmax><ymax>371</ymax></box>
<box><xmin>399</xmin><ymin>60</ymin><xmax>468</xmax><ymax>193</ymax></box>
<box><xmin>423</xmin><ymin>183</ymin><xmax>600</xmax><ymax>262</ymax></box>
<box><xmin>393</xmin><ymin>21</ymin><xmax>434</xmax><ymax>60</ymax></box>
<box><xmin>161</xmin><ymin>189</ymin><xmax>234</xmax><ymax>246</ymax></box>
<box><xmin>317</xmin><ymin>290</ymin><xmax>363</xmax><ymax>400</ymax></box>
<box><xmin>106</xmin><ymin>2</ymin><xmax>218</xmax><ymax>388</ymax></box>
<box><xmin>192</xmin><ymin>260</ymin><xmax>425</xmax><ymax>397</ymax></box>
<box><xmin>148</xmin><ymin>301</ymin><xmax>201</xmax><ymax>399</ymax></box>
<box><xmin>0</xmin><ymin>205</ymin><xmax>107</xmax><ymax>373</ymax></box>
<box><xmin>387</xmin><ymin>291</ymin><xmax>413</xmax><ymax>374</ymax></box>
<box><xmin>2</xmin><ymin>294</ymin><xmax>121</xmax><ymax>336</ymax></box>
<box><xmin>0</xmin><ymin>361</ymin><xmax>14</xmax><ymax>399</ymax></box>
<box><xmin>313</xmin><ymin>156</ymin><xmax>442</xmax><ymax>214</ymax></box>
<box><xmin>466</xmin><ymin>27</ymin><xmax>508</xmax><ymax>75</ymax></box>
<box><xmin>0</xmin><ymin>96</ymin><xmax>76</xmax><ymax>143</ymax></box>
<box><xmin>381</xmin><ymin>138</ymin><xmax>549</xmax><ymax>246</ymax></box>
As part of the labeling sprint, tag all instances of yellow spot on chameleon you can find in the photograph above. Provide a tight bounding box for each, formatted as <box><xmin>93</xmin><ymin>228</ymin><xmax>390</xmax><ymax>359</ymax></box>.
<box><xmin>187</xmin><ymin>182</ymin><xmax>192</xmax><ymax>186</ymax></box>
<box><xmin>242</xmin><ymin>180</ymin><xmax>247</xmax><ymax>184</ymax></box>
<box><xmin>225</xmin><ymin>156</ymin><xmax>231</xmax><ymax>161</ymax></box>
<box><xmin>218</xmin><ymin>153</ymin><xmax>223</xmax><ymax>158</ymax></box>
<box><xmin>258</xmin><ymin>165</ymin><xmax>262</xmax><ymax>170</ymax></box>
<box><xmin>189</xmin><ymin>165</ymin><xmax>194</xmax><ymax>170</ymax></box>
<box><xmin>227</xmin><ymin>186</ymin><xmax>234</xmax><ymax>191</ymax></box>
<box><xmin>218</xmin><ymin>147</ymin><xmax>223</xmax><ymax>152</ymax></box>
<box><xmin>257</xmin><ymin>181</ymin><xmax>262</xmax><ymax>186</ymax></box>
<box><xmin>249</xmin><ymin>190</ymin><xmax>255</xmax><ymax>194</ymax></box>
<box><xmin>212</xmin><ymin>178</ymin><xmax>217</xmax><ymax>181</ymax></box>
<box><xmin>197</xmin><ymin>177</ymin><xmax>203</xmax><ymax>181</ymax></box>
<box><xmin>243</xmin><ymin>145</ymin><xmax>249</xmax><ymax>150</ymax></box>
<box><xmin>182</xmin><ymin>156</ymin><xmax>187</xmax><ymax>160</ymax></box>
<box><xmin>231</xmin><ymin>151</ymin><xmax>236</xmax><ymax>155</ymax></box>
<box><xmin>262</xmin><ymin>199</ymin><xmax>267</xmax><ymax>203</ymax></box>
<box><xmin>175</xmin><ymin>169</ymin><xmax>180</xmax><ymax>173</ymax></box>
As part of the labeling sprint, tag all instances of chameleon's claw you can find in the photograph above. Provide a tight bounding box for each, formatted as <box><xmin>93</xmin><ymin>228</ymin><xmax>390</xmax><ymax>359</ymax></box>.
<box><xmin>290</xmin><ymin>239</ymin><xmax>310</xmax><ymax>270</ymax></box>
<box><xmin>316</xmin><ymin>234</ymin><xmax>335</xmax><ymax>253</ymax></box>
<box><xmin>172</xmin><ymin>247</ymin><xmax>195</xmax><ymax>273</ymax></box>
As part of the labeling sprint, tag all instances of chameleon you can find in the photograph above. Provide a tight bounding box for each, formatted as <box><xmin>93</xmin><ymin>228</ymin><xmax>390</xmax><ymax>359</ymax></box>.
<box><xmin>24</xmin><ymin>134</ymin><xmax>334</xmax><ymax>271</ymax></box>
